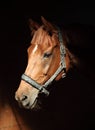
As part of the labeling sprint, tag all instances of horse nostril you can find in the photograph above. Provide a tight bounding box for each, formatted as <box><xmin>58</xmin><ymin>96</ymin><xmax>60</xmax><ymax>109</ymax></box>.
<box><xmin>21</xmin><ymin>94</ymin><xmax>28</xmax><ymax>101</ymax></box>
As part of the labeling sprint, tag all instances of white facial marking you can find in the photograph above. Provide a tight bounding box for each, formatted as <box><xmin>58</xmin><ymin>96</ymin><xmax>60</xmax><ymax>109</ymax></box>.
<box><xmin>32</xmin><ymin>45</ymin><xmax>38</xmax><ymax>54</ymax></box>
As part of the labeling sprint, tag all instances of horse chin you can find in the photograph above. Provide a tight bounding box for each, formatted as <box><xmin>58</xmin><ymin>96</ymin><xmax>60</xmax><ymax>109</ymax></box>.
<box><xmin>30</xmin><ymin>92</ymin><xmax>48</xmax><ymax>110</ymax></box>
<box><xmin>30</xmin><ymin>98</ymin><xmax>42</xmax><ymax>110</ymax></box>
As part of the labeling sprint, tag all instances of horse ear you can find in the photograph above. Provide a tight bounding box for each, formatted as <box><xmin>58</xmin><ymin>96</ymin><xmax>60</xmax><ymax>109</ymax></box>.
<box><xmin>41</xmin><ymin>16</ymin><xmax>56</xmax><ymax>33</ymax></box>
<box><xmin>28</xmin><ymin>19</ymin><xmax>40</xmax><ymax>35</ymax></box>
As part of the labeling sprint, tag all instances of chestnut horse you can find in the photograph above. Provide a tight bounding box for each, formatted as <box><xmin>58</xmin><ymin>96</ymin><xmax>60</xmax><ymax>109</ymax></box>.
<box><xmin>15</xmin><ymin>17</ymin><xmax>78</xmax><ymax>109</ymax></box>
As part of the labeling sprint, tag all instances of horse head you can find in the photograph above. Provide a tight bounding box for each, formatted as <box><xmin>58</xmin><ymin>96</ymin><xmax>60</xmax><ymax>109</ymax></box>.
<box><xmin>15</xmin><ymin>16</ymin><xmax>78</xmax><ymax>109</ymax></box>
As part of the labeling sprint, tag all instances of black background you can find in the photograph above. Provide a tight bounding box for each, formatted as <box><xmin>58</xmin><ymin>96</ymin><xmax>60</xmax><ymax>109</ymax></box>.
<box><xmin>0</xmin><ymin>1</ymin><xmax>95</xmax><ymax>130</ymax></box>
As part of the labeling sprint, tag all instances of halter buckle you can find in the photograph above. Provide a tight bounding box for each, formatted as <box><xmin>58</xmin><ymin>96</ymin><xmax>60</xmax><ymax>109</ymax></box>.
<box><xmin>39</xmin><ymin>87</ymin><xmax>49</xmax><ymax>96</ymax></box>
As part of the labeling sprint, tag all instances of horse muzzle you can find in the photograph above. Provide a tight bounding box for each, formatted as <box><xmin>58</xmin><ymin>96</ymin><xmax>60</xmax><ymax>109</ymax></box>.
<box><xmin>15</xmin><ymin>88</ymin><xmax>41</xmax><ymax>109</ymax></box>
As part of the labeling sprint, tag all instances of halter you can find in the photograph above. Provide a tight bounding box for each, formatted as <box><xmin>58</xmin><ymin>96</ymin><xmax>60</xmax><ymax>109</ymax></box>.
<box><xmin>21</xmin><ymin>27</ymin><xmax>66</xmax><ymax>96</ymax></box>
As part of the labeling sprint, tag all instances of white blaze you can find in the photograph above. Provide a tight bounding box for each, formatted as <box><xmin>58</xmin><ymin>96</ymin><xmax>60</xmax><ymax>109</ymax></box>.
<box><xmin>32</xmin><ymin>45</ymin><xmax>38</xmax><ymax>54</ymax></box>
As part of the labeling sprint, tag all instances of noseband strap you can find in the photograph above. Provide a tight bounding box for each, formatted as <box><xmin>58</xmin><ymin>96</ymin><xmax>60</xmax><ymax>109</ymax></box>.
<box><xmin>21</xmin><ymin>74</ymin><xmax>49</xmax><ymax>95</ymax></box>
<box><xmin>21</xmin><ymin>27</ymin><xmax>66</xmax><ymax>96</ymax></box>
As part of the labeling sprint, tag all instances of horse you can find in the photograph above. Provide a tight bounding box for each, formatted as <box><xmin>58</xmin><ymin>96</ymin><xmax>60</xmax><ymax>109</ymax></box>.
<box><xmin>15</xmin><ymin>16</ymin><xmax>80</xmax><ymax>109</ymax></box>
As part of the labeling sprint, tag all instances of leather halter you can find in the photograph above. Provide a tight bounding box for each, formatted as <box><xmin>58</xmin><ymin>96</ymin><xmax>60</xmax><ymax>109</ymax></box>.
<box><xmin>21</xmin><ymin>27</ymin><xmax>66</xmax><ymax>96</ymax></box>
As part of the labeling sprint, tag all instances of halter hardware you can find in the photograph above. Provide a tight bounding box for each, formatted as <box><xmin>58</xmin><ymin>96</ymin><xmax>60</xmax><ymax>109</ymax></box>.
<box><xmin>21</xmin><ymin>27</ymin><xmax>66</xmax><ymax>96</ymax></box>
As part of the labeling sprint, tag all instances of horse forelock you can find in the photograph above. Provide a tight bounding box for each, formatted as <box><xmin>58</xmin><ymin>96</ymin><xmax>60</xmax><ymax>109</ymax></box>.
<box><xmin>31</xmin><ymin>26</ymin><xmax>56</xmax><ymax>50</ymax></box>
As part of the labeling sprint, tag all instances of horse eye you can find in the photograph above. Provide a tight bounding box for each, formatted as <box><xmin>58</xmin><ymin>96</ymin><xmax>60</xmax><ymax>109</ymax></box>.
<box><xmin>43</xmin><ymin>52</ymin><xmax>52</xmax><ymax>58</ymax></box>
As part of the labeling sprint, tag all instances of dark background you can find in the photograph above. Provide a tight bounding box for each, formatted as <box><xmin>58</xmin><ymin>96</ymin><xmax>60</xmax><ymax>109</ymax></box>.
<box><xmin>0</xmin><ymin>1</ymin><xmax>95</xmax><ymax>130</ymax></box>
